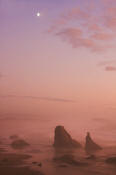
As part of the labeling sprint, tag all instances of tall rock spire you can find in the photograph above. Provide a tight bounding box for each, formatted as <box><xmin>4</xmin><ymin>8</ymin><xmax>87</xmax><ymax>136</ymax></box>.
<box><xmin>53</xmin><ymin>126</ymin><xmax>82</xmax><ymax>149</ymax></box>
<box><xmin>85</xmin><ymin>132</ymin><xmax>102</xmax><ymax>152</ymax></box>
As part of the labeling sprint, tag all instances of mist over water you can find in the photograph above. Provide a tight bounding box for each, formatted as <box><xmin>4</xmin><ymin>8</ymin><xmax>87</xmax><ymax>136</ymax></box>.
<box><xmin>0</xmin><ymin>117</ymin><xmax>116</xmax><ymax>146</ymax></box>
<box><xmin>0</xmin><ymin>118</ymin><xmax>116</xmax><ymax>175</ymax></box>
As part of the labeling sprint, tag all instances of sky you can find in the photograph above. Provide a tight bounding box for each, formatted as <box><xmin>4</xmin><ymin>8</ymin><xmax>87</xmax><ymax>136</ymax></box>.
<box><xmin>0</xmin><ymin>0</ymin><xmax>116</xmax><ymax>144</ymax></box>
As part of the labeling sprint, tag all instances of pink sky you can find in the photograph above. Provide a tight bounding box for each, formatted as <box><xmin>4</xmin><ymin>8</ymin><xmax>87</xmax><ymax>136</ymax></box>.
<box><xmin>0</xmin><ymin>0</ymin><xmax>116</xmax><ymax>144</ymax></box>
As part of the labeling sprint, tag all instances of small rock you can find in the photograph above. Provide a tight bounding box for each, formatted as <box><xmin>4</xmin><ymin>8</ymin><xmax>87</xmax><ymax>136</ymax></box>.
<box><xmin>106</xmin><ymin>157</ymin><xmax>116</xmax><ymax>164</ymax></box>
<box><xmin>32</xmin><ymin>161</ymin><xmax>38</xmax><ymax>164</ymax></box>
<box><xmin>38</xmin><ymin>163</ymin><xmax>42</xmax><ymax>167</ymax></box>
<box><xmin>85</xmin><ymin>132</ymin><xmax>102</xmax><ymax>152</ymax></box>
<box><xmin>11</xmin><ymin>139</ymin><xmax>30</xmax><ymax>149</ymax></box>
<box><xmin>59</xmin><ymin>164</ymin><xmax>68</xmax><ymax>168</ymax></box>
<box><xmin>86</xmin><ymin>155</ymin><xmax>96</xmax><ymax>160</ymax></box>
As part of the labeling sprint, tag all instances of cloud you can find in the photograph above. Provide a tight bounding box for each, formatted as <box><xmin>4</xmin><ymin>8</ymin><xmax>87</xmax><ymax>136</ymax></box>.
<box><xmin>105</xmin><ymin>66</ymin><xmax>116</xmax><ymax>71</ymax></box>
<box><xmin>91</xmin><ymin>32</ymin><xmax>113</xmax><ymax>41</ymax></box>
<box><xmin>93</xmin><ymin>118</ymin><xmax>109</xmax><ymax>123</ymax></box>
<box><xmin>98</xmin><ymin>60</ymin><xmax>116</xmax><ymax>66</ymax></box>
<box><xmin>0</xmin><ymin>95</ymin><xmax>76</xmax><ymax>103</ymax></box>
<box><xmin>48</xmin><ymin>2</ymin><xmax>116</xmax><ymax>52</ymax></box>
<box><xmin>56</xmin><ymin>28</ymin><xmax>105</xmax><ymax>52</ymax></box>
<box><xmin>98</xmin><ymin>60</ymin><xmax>116</xmax><ymax>72</ymax></box>
<box><xmin>0</xmin><ymin>113</ymin><xmax>51</xmax><ymax>121</ymax></box>
<box><xmin>48</xmin><ymin>7</ymin><xmax>89</xmax><ymax>33</ymax></box>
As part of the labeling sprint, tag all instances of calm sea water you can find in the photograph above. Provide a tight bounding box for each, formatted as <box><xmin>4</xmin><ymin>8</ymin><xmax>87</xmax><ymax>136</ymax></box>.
<box><xmin>0</xmin><ymin>119</ymin><xmax>116</xmax><ymax>175</ymax></box>
<box><xmin>1</xmin><ymin>140</ymin><xmax>116</xmax><ymax>175</ymax></box>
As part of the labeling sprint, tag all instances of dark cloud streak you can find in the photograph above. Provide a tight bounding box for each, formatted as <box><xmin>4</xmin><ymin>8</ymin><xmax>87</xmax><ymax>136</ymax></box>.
<box><xmin>0</xmin><ymin>95</ymin><xmax>76</xmax><ymax>103</ymax></box>
<box><xmin>105</xmin><ymin>66</ymin><xmax>116</xmax><ymax>71</ymax></box>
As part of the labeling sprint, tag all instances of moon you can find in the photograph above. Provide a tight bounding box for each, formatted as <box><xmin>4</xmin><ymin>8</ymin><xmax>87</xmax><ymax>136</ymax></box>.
<box><xmin>37</xmin><ymin>12</ymin><xmax>41</xmax><ymax>17</ymax></box>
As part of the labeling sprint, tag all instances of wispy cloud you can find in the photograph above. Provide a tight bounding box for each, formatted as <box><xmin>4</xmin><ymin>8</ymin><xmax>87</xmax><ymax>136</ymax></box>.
<box><xmin>48</xmin><ymin>1</ymin><xmax>116</xmax><ymax>52</ymax></box>
<box><xmin>56</xmin><ymin>28</ymin><xmax>104</xmax><ymax>52</ymax></box>
<box><xmin>0</xmin><ymin>113</ymin><xmax>51</xmax><ymax>121</ymax></box>
<box><xmin>105</xmin><ymin>66</ymin><xmax>116</xmax><ymax>71</ymax></box>
<box><xmin>98</xmin><ymin>60</ymin><xmax>116</xmax><ymax>66</ymax></box>
<box><xmin>0</xmin><ymin>95</ymin><xmax>76</xmax><ymax>103</ymax></box>
<box><xmin>48</xmin><ymin>7</ymin><xmax>89</xmax><ymax>33</ymax></box>
<box><xmin>97</xmin><ymin>60</ymin><xmax>116</xmax><ymax>72</ymax></box>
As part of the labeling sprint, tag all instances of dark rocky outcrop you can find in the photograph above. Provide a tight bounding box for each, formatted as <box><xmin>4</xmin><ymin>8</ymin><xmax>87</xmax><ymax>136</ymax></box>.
<box><xmin>106</xmin><ymin>157</ymin><xmax>116</xmax><ymax>164</ymax></box>
<box><xmin>53</xmin><ymin>126</ymin><xmax>82</xmax><ymax>149</ymax></box>
<box><xmin>85</xmin><ymin>132</ymin><xmax>102</xmax><ymax>152</ymax></box>
<box><xmin>11</xmin><ymin>139</ymin><xmax>30</xmax><ymax>149</ymax></box>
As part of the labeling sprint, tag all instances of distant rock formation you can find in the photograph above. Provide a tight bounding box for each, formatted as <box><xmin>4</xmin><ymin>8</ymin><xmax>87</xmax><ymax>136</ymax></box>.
<box><xmin>53</xmin><ymin>126</ymin><xmax>82</xmax><ymax>149</ymax></box>
<box><xmin>10</xmin><ymin>135</ymin><xmax>19</xmax><ymax>140</ymax></box>
<box><xmin>11</xmin><ymin>139</ymin><xmax>30</xmax><ymax>149</ymax></box>
<box><xmin>85</xmin><ymin>132</ymin><xmax>102</xmax><ymax>152</ymax></box>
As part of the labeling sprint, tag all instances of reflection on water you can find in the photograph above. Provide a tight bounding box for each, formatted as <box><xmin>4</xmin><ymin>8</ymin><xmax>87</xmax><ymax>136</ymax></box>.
<box><xmin>0</xmin><ymin>119</ymin><xmax>116</xmax><ymax>175</ymax></box>
<box><xmin>1</xmin><ymin>141</ymin><xmax>116</xmax><ymax>175</ymax></box>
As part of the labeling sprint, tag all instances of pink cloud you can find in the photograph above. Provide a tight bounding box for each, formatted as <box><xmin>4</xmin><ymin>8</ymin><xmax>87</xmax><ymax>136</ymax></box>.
<box><xmin>105</xmin><ymin>66</ymin><xmax>116</xmax><ymax>71</ymax></box>
<box><xmin>98</xmin><ymin>60</ymin><xmax>116</xmax><ymax>66</ymax></box>
<box><xmin>56</xmin><ymin>28</ymin><xmax>103</xmax><ymax>52</ymax></box>
<box><xmin>88</xmin><ymin>24</ymin><xmax>102</xmax><ymax>32</ymax></box>
<box><xmin>56</xmin><ymin>28</ymin><xmax>82</xmax><ymax>42</ymax></box>
<box><xmin>48</xmin><ymin>2</ymin><xmax>116</xmax><ymax>52</ymax></box>
<box><xmin>91</xmin><ymin>32</ymin><xmax>113</xmax><ymax>40</ymax></box>
<box><xmin>48</xmin><ymin>7</ymin><xmax>90</xmax><ymax>33</ymax></box>
<box><xmin>104</xmin><ymin>7</ymin><xmax>116</xmax><ymax>30</ymax></box>
<box><xmin>105</xmin><ymin>18</ymin><xmax>116</xmax><ymax>31</ymax></box>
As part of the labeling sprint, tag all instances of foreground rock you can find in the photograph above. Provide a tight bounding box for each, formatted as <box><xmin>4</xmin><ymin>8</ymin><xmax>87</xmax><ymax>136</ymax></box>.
<box><xmin>11</xmin><ymin>139</ymin><xmax>30</xmax><ymax>149</ymax></box>
<box><xmin>0</xmin><ymin>148</ymin><xmax>6</xmax><ymax>153</ymax></box>
<box><xmin>0</xmin><ymin>166</ymin><xmax>44</xmax><ymax>175</ymax></box>
<box><xmin>85</xmin><ymin>132</ymin><xmax>102</xmax><ymax>152</ymax></box>
<box><xmin>106</xmin><ymin>157</ymin><xmax>116</xmax><ymax>164</ymax></box>
<box><xmin>0</xmin><ymin>152</ymin><xmax>44</xmax><ymax>175</ymax></box>
<box><xmin>53</xmin><ymin>126</ymin><xmax>82</xmax><ymax>149</ymax></box>
<box><xmin>53</xmin><ymin>154</ymin><xmax>88</xmax><ymax>166</ymax></box>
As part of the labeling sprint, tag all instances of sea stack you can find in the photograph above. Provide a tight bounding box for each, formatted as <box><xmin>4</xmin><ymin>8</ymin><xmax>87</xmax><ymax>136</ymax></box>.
<box><xmin>85</xmin><ymin>132</ymin><xmax>102</xmax><ymax>152</ymax></box>
<box><xmin>53</xmin><ymin>126</ymin><xmax>82</xmax><ymax>149</ymax></box>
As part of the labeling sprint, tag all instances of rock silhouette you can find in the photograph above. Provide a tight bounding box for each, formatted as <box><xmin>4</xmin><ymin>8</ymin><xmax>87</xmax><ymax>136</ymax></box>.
<box><xmin>11</xmin><ymin>139</ymin><xmax>30</xmax><ymax>149</ymax></box>
<box><xmin>106</xmin><ymin>157</ymin><xmax>116</xmax><ymax>164</ymax></box>
<box><xmin>53</xmin><ymin>126</ymin><xmax>82</xmax><ymax>148</ymax></box>
<box><xmin>85</xmin><ymin>132</ymin><xmax>102</xmax><ymax>152</ymax></box>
